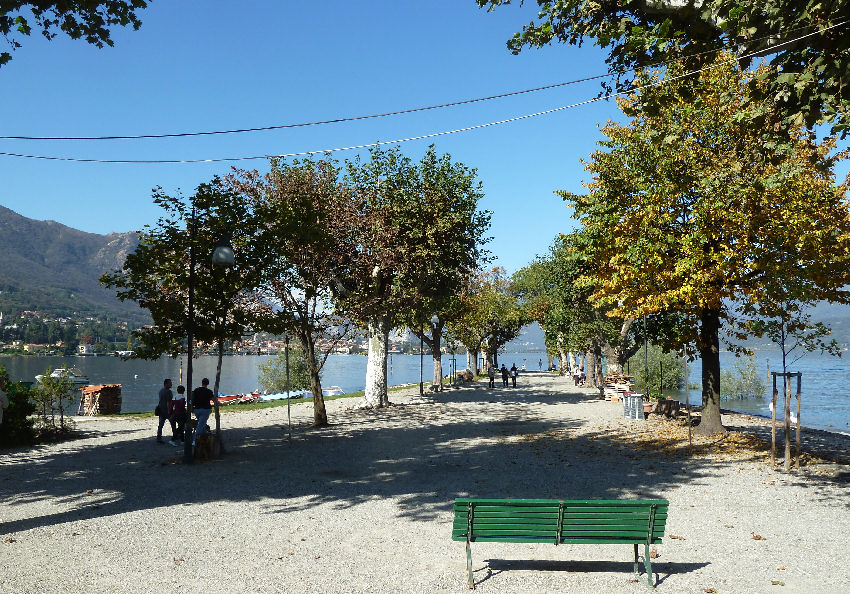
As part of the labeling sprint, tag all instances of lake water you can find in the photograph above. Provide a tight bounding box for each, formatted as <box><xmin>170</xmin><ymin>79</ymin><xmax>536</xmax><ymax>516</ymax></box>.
<box><xmin>0</xmin><ymin>352</ymin><xmax>473</xmax><ymax>415</ymax></box>
<box><xmin>3</xmin><ymin>349</ymin><xmax>848</xmax><ymax>435</ymax></box>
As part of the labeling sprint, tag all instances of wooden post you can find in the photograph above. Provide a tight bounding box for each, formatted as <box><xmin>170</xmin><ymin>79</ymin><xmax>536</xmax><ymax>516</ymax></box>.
<box><xmin>784</xmin><ymin>375</ymin><xmax>791</xmax><ymax>472</ymax></box>
<box><xmin>771</xmin><ymin>374</ymin><xmax>777</xmax><ymax>467</ymax></box>
<box><xmin>795</xmin><ymin>374</ymin><xmax>802</xmax><ymax>469</ymax></box>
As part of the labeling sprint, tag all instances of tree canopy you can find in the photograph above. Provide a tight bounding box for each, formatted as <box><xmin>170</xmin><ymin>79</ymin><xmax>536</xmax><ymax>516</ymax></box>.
<box><xmin>1</xmin><ymin>1</ymin><xmax>147</xmax><ymax>67</ymax></box>
<box><xmin>569</xmin><ymin>58</ymin><xmax>850</xmax><ymax>433</ymax></box>
<box><xmin>478</xmin><ymin>0</ymin><xmax>850</xmax><ymax>134</ymax></box>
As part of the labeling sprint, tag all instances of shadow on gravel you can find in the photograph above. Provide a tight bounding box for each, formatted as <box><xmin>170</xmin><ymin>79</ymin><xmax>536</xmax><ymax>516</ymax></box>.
<box><xmin>1</xmin><ymin>377</ymin><xmax>847</xmax><ymax>537</ymax></box>
<box><xmin>478</xmin><ymin>558</ymin><xmax>710</xmax><ymax>587</ymax></box>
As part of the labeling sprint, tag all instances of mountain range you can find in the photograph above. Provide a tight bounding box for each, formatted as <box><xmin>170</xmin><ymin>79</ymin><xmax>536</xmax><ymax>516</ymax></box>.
<box><xmin>0</xmin><ymin>204</ymin><xmax>847</xmax><ymax>345</ymax></box>
<box><xmin>0</xmin><ymin>205</ymin><xmax>148</xmax><ymax>324</ymax></box>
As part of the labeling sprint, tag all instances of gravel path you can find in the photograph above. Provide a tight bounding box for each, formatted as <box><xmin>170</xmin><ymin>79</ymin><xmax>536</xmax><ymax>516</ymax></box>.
<box><xmin>1</xmin><ymin>372</ymin><xmax>848</xmax><ymax>593</ymax></box>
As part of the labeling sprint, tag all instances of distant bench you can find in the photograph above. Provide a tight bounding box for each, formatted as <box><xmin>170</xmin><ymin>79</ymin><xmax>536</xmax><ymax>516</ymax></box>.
<box><xmin>452</xmin><ymin>498</ymin><xmax>669</xmax><ymax>589</ymax></box>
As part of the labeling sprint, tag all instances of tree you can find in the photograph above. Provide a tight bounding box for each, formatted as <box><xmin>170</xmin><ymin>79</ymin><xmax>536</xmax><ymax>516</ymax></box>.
<box><xmin>448</xmin><ymin>267</ymin><xmax>523</xmax><ymax>373</ymax></box>
<box><xmin>101</xmin><ymin>178</ymin><xmax>264</xmax><ymax>445</ymax></box>
<box><xmin>478</xmin><ymin>0</ymin><xmax>850</xmax><ymax>134</ymax></box>
<box><xmin>514</xmin><ymin>233</ymin><xmax>644</xmax><ymax>383</ymax></box>
<box><xmin>400</xmin><ymin>148</ymin><xmax>491</xmax><ymax>389</ymax></box>
<box><xmin>337</xmin><ymin>145</ymin><xmax>490</xmax><ymax>408</ymax></box>
<box><xmin>31</xmin><ymin>366</ymin><xmax>76</xmax><ymax>435</ymax></box>
<box><xmin>258</xmin><ymin>342</ymin><xmax>314</xmax><ymax>394</ymax></box>
<box><xmin>570</xmin><ymin>58</ymin><xmax>850</xmax><ymax>434</ymax></box>
<box><xmin>1</xmin><ymin>1</ymin><xmax>147</xmax><ymax>67</ymax></box>
<box><xmin>226</xmin><ymin>158</ymin><xmax>357</xmax><ymax>427</ymax></box>
<box><xmin>0</xmin><ymin>366</ymin><xmax>35</xmax><ymax>447</ymax></box>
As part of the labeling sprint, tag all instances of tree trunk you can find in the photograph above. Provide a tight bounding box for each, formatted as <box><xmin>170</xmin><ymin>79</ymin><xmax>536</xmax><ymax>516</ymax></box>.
<box><xmin>695</xmin><ymin>307</ymin><xmax>726</xmax><ymax>435</ymax></box>
<box><xmin>432</xmin><ymin>352</ymin><xmax>443</xmax><ymax>389</ymax></box>
<box><xmin>364</xmin><ymin>315</ymin><xmax>389</xmax><ymax>408</ymax></box>
<box><xmin>300</xmin><ymin>331</ymin><xmax>328</xmax><ymax>427</ymax></box>
<box><xmin>568</xmin><ymin>352</ymin><xmax>576</xmax><ymax>373</ymax></box>
<box><xmin>585</xmin><ymin>350</ymin><xmax>597</xmax><ymax>387</ymax></box>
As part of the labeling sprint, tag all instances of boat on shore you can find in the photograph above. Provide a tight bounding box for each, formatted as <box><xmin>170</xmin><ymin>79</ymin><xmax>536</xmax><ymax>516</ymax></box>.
<box><xmin>214</xmin><ymin>392</ymin><xmax>261</xmax><ymax>406</ymax></box>
<box><xmin>258</xmin><ymin>385</ymin><xmax>346</xmax><ymax>402</ymax></box>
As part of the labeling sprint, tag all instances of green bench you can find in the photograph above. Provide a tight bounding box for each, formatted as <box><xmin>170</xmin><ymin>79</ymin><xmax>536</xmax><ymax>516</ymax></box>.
<box><xmin>452</xmin><ymin>498</ymin><xmax>669</xmax><ymax>588</ymax></box>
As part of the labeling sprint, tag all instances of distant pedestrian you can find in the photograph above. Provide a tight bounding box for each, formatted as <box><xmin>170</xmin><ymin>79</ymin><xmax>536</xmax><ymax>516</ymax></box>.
<box><xmin>538</xmin><ymin>359</ymin><xmax>542</xmax><ymax>372</ymax></box>
<box><xmin>510</xmin><ymin>364</ymin><xmax>518</xmax><ymax>388</ymax></box>
<box><xmin>169</xmin><ymin>385</ymin><xmax>188</xmax><ymax>444</ymax></box>
<box><xmin>487</xmin><ymin>365</ymin><xmax>496</xmax><ymax>388</ymax></box>
<box><xmin>0</xmin><ymin>378</ymin><xmax>9</xmax><ymax>425</ymax></box>
<box><xmin>156</xmin><ymin>378</ymin><xmax>175</xmax><ymax>444</ymax></box>
<box><xmin>191</xmin><ymin>378</ymin><xmax>214</xmax><ymax>446</ymax></box>
<box><xmin>500</xmin><ymin>364</ymin><xmax>509</xmax><ymax>387</ymax></box>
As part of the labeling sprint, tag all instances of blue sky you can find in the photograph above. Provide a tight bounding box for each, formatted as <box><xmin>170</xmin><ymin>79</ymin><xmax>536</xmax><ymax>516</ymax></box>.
<box><xmin>1</xmin><ymin>2</ymin><xmax>846</xmax><ymax>274</ymax></box>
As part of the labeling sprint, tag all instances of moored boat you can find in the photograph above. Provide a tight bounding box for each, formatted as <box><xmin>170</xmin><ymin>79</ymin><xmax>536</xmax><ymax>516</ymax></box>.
<box><xmin>35</xmin><ymin>367</ymin><xmax>89</xmax><ymax>386</ymax></box>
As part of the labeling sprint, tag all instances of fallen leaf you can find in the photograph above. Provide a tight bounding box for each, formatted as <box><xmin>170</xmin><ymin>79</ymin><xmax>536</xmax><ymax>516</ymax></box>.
<box><xmin>752</xmin><ymin>533</ymin><xmax>766</xmax><ymax>541</ymax></box>
<box><xmin>4</xmin><ymin>537</ymin><xmax>16</xmax><ymax>543</ymax></box>
<box><xmin>86</xmin><ymin>489</ymin><xmax>93</xmax><ymax>494</ymax></box>
<box><xmin>777</xmin><ymin>566</ymin><xmax>786</xmax><ymax>571</ymax></box>
<box><xmin>670</xmin><ymin>534</ymin><xmax>686</xmax><ymax>540</ymax></box>
<box><xmin>704</xmin><ymin>589</ymin><xmax>718</xmax><ymax>593</ymax></box>
<box><xmin>649</xmin><ymin>547</ymin><xmax>659</xmax><ymax>559</ymax></box>
<box><xmin>771</xmin><ymin>580</ymin><xmax>785</xmax><ymax>586</ymax></box>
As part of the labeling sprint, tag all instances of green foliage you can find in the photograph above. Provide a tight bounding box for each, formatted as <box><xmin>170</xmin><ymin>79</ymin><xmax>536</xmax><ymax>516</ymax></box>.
<box><xmin>448</xmin><ymin>267</ymin><xmax>524</xmax><ymax>368</ymax></box>
<box><xmin>0</xmin><ymin>1</ymin><xmax>147</xmax><ymax>67</ymax></box>
<box><xmin>257</xmin><ymin>342</ymin><xmax>315</xmax><ymax>394</ymax></box>
<box><xmin>101</xmin><ymin>178</ymin><xmax>265</xmax><ymax>360</ymax></box>
<box><xmin>720</xmin><ymin>356</ymin><xmax>766</xmax><ymax>401</ymax></box>
<box><xmin>30</xmin><ymin>366</ymin><xmax>77</xmax><ymax>435</ymax></box>
<box><xmin>0</xmin><ymin>366</ymin><xmax>36</xmax><ymax>448</ymax></box>
<box><xmin>567</xmin><ymin>57</ymin><xmax>850</xmax><ymax>431</ymax></box>
<box><xmin>479</xmin><ymin>0</ymin><xmax>850</xmax><ymax>135</ymax></box>
<box><xmin>626</xmin><ymin>344</ymin><xmax>685</xmax><ymax>398</ymax></box>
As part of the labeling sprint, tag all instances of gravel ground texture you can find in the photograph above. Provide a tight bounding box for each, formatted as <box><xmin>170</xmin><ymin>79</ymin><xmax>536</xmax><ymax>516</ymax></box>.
<box><xmin>1</xmin><ymin>372</ymin><xmax>849</xmax><ymax>594</ymax></box>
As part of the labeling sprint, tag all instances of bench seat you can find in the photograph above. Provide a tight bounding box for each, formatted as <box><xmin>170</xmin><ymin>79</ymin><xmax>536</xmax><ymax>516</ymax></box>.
<box><xmin>452</xmin><ymin>498</ymin><xmax>668</xmax><ymax>588</ymax></box>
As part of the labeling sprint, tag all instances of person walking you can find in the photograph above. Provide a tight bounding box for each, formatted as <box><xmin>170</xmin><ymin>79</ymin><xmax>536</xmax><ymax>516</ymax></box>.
<box><xmin>538</xmin><ymin>358</ymin><xmax>543</xmax><ymax>372</ymax></box>
<box><xmin>191</xmin><ymin>378</ymin><xmax>214</xmax><ymax>446</ymax></box>
<box><xmin>156</xmin><ymin>378</ymin><xmax>174</xmax><ymax>444</ymax></box>
<box><xmin>510</xmin><ymin>363</ymin><xmax>518</xmax><ymax>388</ymax></box>
<box><xmin>487</xmin><ymin>365</ymin><xmax>496</xmax><ymax>388</ymax></box>
<box><xmin>169</xmin><ymin>385</ymin><xmax>188</xmax><ymax>445</ymax></box>
<box><xmin>0</xmin><ymin>377</ymin><xmax>9</xmax><ymax>426</ymax></box>
<box><xmin>500</xmin><ymin>364</ymin><xmax>509</xmax><ymax>387</ymax></box>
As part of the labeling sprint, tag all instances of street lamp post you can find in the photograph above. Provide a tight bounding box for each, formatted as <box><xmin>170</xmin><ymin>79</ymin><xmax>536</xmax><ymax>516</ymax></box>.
<box><xmin>182</xmin><ymin>214</ymin><xmax>235</xmax><ymax>464</ymax></box>
<box><xmin>419</xmin><ymin>332</ymin><xmax>424</xmax><ymax>396</ymax></box>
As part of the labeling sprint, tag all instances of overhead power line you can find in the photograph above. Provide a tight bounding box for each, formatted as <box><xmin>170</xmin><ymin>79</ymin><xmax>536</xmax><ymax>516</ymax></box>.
<box><xmin>0</xmin><ymin>20</ymin><xmax>844</xmax><ymax>164</ymax></box>
<box><xmin>0</xmin><ymin>19</ymin><xmax>841</xmax><ymax>143</ymax></box>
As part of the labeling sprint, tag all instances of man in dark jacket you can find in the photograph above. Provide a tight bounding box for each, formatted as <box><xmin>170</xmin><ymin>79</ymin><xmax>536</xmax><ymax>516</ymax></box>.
<box><xmin>191</xmin><ymin>378</ymin><xmax>214</xmax><ymax>446</ymax></box>
<box><xmin>156</xmin><ymin>378</ymin><xmax>174</xmax><ymax>444</ymax></box>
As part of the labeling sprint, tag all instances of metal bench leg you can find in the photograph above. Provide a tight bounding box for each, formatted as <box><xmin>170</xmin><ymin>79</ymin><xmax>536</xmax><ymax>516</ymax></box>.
<box><xmin>633</xmin><ymin>544</ymin><xmax>655</xmax><ymax>587</ymax></box>
<box><xmin>466</xmin><ymin>538</ymin><xmax>474</xmax><ymax>589</ymax></box>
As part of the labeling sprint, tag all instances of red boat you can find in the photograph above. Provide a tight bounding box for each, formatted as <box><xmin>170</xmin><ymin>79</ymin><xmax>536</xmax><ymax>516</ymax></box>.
<box><xmin>213</xmin><ymin>392</ymin><xmax>261</xmax><ymax>406</ymax></box>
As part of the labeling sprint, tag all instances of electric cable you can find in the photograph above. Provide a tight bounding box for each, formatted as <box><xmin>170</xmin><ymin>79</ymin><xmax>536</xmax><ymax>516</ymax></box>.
<box><xmin>0</xmin><ymin>18</ymin><xmax>843</xmax><ymax>143</ymax></box>
<box><xmin>0</xmin><ymin>19</ymin><xmax>844</xmax><ymax>164</ymax></box>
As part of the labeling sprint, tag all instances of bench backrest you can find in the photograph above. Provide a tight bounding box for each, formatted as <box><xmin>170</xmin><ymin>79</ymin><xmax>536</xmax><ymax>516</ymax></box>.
<box><xmin>452</xmin><ymin>498</ymin><xmax>668</xmax><ymax>545</ymax></box>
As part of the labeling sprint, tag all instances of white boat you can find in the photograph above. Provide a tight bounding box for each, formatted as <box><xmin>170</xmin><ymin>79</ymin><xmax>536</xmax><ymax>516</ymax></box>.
<box><xmin>35</xmin><ymin>367</ymin><xmax>89</xmax><ymax>386</ymax></box>
<box><xmin>258</xmin><ymin>385</ymin><xmax>345</xmax><ymax>401</ymax></box>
